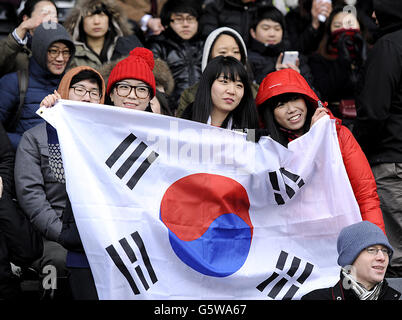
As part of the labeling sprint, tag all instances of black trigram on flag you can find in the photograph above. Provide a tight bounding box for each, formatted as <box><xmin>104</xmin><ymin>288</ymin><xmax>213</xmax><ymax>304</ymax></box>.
<box><xmin>106</xmin><ymin>133</ymin><xmax>159</xmax><ymax>190</ymax></box>
<box><xmin>257</xmin><ymin>251</ymin><xmax>314</xmax><ymax>300</ymax></box>
<box><xmin>106</xmin><ymin>231</ymin><xmax>158</xmax><ymax>295</ymax></box>
<box><xmin>268</xmin><ymin>168</ymin><xmax>305</xmax><ymax>205</ymax></box>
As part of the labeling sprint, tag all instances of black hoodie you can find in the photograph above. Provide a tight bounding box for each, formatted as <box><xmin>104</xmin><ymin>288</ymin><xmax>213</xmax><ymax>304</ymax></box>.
<box><xmin>374</xmin><ymin>0</ymin><xmax>402</xmax><ymax>38</ymax></box>
<box><xmin>353</xmin><ymin>0</ymin><xmax>402</xmax><ymax>164</ymax></box>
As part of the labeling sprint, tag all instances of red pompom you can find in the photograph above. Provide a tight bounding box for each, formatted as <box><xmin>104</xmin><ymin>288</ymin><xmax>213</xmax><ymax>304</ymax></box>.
<box><xmin>130</xmin><ymin>47</ymin><xmax>155</xmax><ymax>71</ymax></box>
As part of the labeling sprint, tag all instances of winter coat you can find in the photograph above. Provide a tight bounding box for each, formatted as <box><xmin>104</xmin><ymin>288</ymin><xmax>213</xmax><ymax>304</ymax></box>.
<box><xmin>64</xmin><ymin>0</ymin><xmax>143</xmax><ymax>69</ymax></box>
<box><xmin>15</xmin><ymin>122</ymin><xmax>67</xmax><ymax>242</ymax></box>
<box><xmin>353</xmin><ymin>1</ymin><xmax>402</xmax><ymax>165</ymax></box>
<box><xmin>0</xmin><ymin>122</ymin><xmax>43</xmax><ymax>299</ymax></box>
<box><xmin>0</xmin><ymin>58</ymin><xmax>64</xmax><ymax>150</ymax></box>
<box><xmin>46</xmin><ymin>66</ymin><xmax>105</xmax><ymax>265</ymax></box>
<box><xmin>255</xmin><ymin>69</ymin><xmax>386</xmax><ymax>234</ymax></box>
<box><xmin>248</xmin><ymin>36</ymin><xmax>314</xmax><ymax>85</ymax></box>
<box><xmin>309</xmin><ymin>53</ymin><xmax>360</xmax><ymax>104</ymax></box>
<box><xmin>284</xmin><ymin>6</ymin><xmax>326</xmax><ymax>54</ymax></box>
<box><xmin>301</xmin><ymin>274</ymin><xmax>401</xmax><ymax>300</ymax></box>
<box><xmin>0</xmin><ymin>33</ymin><xmax>30</xmax><ymax>78</ymax></box>
<box><xmin>200</xmin><ymin>0</ymin><xmax>273</xmax><ymax>45</ymax></box>
<box><xmin>147</xmin><ymin>28</ymin><xmax>204</xmax><ymax>110</ymax></box>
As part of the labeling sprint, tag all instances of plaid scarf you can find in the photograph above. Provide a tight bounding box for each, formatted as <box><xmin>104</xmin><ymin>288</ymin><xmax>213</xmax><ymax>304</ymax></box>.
<box><xmin>328</xmin><ymin>28</ymin><xmax>360</xmax><ymax>59</ymax></box>
<box><xmin>279</xmin><ymin>126</ymin><xmax>301</xmax><ymax>142</ymax></box>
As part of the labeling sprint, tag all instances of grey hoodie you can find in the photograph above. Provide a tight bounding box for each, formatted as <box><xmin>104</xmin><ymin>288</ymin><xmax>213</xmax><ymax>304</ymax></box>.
<box><xmin>31</xmin><ymin>22</ymin><xmax>75</xmax><ymax>72</ymax></box>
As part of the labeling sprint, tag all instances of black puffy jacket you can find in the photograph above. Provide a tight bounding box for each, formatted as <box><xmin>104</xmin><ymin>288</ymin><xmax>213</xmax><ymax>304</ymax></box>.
<box><xmin>248</xmin><ymin>37</ymin><xmax>314</xmax><ymax>86</ymax></box>
<box><xmin>200</xmin><ymin>0</ymin><xmax>272</xmax><ymax>46</ymax></box>
<box><xmin>147</xmin><ymin>29</ymin><xmax>204</xmax><ymax>111</ymax></box>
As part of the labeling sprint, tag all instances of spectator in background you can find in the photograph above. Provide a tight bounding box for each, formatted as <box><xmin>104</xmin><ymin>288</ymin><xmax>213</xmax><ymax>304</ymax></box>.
<box><xmin>200</xmin><ymin>0</ymin><xmax>273</xmax><ymax>46</ymax></box>
<box><xmin>353</xmin><ymin>0</ymin><xmax>402</xmax><ymax>278</ymax></box>
<box><xmin>309</xmin><ymin>6</ymin><xmax>367</xmax><ymax>130</ymax></box>
<box><xmin>63</xmin><ymin>0</ymin><xmax>143</xmax><ymax>70</ymax></box>
<box><xmin>115</xmin><ymin>0</ymin><xmax>167</xmax><ymax>37</ymax></box>
<box><xmin>285</xmin><ymin>0</ymin><xmax>333</xmax><ymax>54</ymax></box>
<box><xmin>302</xmin><ymin>221</ymin><xmax>401</xmax><ymax>300</ymax></box>
<box><xmin>255</xmin><ymin>68</ymin><xmax>386</xmax><ymax>233</ymax></box>
<box><xmin>0</xmin><ymin>23</ymin><xmax>75</xmax><ymax>150</ymax></box>
<box><xmin>147</xmin><ymin>0</ymin><xmax>204</xmax><ymax>112</ymax></box>
<box><xmin>248</xmin><ymin>5</ymin><xmax>314</xmax><ymax>85</ymax></box>
<box><xmin>0</xmin><ymin>0</ymin><xmax>58</xmax><ymax>77</ymax></box>
<box><xmin>0</xmin><ymin>122</ymin><xmax>43</xmax><ymax>300</ymax></box>
<box><xmin>176</xmin><ymin>27</ymin><xmax>258</xmax><ymax>118</ymax></box>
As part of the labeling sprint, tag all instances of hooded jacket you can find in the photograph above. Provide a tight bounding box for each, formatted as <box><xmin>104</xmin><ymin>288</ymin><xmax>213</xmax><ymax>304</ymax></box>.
<box><xmin>0</xmin><ymin>23</ymin><xmax>74</xmax><ymax>150</ymax></box>
<box><xmin>64</xmin><ymin>0</ymin><xmax>143</xmax><ymax>69</ymax></box>
<box><xmin>147</xmin><ymin>24</ymin><xmax>204</xmax><ymax>111</ymax></box>
<box><xmin>57</xmin><ymin>66</ymin><xmax>106</xmax><ymax>102</ymax></box>
<box><xmin>41</xmin><ymin>67</ymin><xmax>105</xmax><ymax>267</ymax></box>
<box><xmin>256</xmin><ymin>69</ymin><xmax>386</xmax><ymax>233</ymax></box>
<box><xmin>15</xmin><ymin>67</ymin><xmax>105</xmax><ymax>243</ymax></box>
<box><xmin>48</xmin><ymin>67</ymin><xmax>105</xmax><ymax>252</ymax></box>
<box><xmin>353</xmin><ymin>1</ymin><xmax>402</xmax><ymax>165</ymax></box>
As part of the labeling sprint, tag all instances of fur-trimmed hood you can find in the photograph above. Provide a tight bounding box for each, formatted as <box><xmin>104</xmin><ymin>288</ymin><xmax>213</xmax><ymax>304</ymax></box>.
<box><xmin>63</xmin><ymin>0</ymin><xmax>133</xmax><ymax>42</ymax></box>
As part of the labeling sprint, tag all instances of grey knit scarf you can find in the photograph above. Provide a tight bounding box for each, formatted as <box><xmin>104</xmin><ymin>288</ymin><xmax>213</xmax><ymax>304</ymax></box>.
<box><xmin>342</xmin><ymin>268</ymin><xmax>383</xmax><ymax>300</ymax></box>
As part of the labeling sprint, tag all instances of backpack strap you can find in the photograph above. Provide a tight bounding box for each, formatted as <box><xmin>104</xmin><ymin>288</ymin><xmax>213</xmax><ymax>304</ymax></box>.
<box><xmin>6</xmin><ymin>67</ymin><xmax>29</xmax><ymax>132</ymax></box>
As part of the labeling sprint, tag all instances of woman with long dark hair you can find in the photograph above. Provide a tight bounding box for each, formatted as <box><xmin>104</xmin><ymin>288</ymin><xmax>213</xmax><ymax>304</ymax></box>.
<box><xmin>181</xmin><ymin>55</ymin><xmax>259</xmax><ymax>130</ymax></box>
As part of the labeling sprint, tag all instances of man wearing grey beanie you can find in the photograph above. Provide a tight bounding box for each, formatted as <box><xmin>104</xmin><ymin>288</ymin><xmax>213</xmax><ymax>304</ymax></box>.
<box><xmin>302</xmin><ymin>221</ymin><xmax>401</xmax><ymax>300</ymax></box>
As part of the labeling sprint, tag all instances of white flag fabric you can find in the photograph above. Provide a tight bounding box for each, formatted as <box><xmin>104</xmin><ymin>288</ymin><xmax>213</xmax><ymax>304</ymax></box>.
<box><xmin>40</xmin><ymin>100</ymin><xmax>362</xmax><ymax>300</ymax></box>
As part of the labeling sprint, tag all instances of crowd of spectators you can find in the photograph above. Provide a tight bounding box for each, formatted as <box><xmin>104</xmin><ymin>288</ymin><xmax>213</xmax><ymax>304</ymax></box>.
<box><xmin>0</xmin><ymin>0</ymin><xmax>401</xmax><ymax>301</ymax></box>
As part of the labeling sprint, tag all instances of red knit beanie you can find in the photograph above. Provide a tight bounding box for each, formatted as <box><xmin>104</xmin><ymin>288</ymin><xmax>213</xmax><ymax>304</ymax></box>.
<box><xmin>107</xmin><ymin>47</ymin><xmax>156</xmax><ymax>97</ymax></box>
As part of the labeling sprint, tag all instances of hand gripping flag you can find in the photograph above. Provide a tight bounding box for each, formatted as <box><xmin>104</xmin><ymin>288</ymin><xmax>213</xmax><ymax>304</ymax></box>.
<box><xmin>38</xmin><ymin>100</ymin><xmax>362</xmax><ymax>300</ymax></box>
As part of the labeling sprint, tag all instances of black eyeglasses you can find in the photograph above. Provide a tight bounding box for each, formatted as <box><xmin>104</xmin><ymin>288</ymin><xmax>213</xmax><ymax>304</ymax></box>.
<box><xmin>48</xmin><ymin>48</ymin><xmax>71</xmax><ymax>59</ymax></box>
<box><xmin>70</xmin><ymin>86</ymin><xmax>101</xmax><ymax>100</ymax></box>
<box><xmin>170</xmin><ymin>15</ymin><xmax>197</xmax><ymax>24</ymax></box>
<box><xmin>114</xmin><ymin>83</ymin><xmax>151</xmax><ymax>99</ymax></box>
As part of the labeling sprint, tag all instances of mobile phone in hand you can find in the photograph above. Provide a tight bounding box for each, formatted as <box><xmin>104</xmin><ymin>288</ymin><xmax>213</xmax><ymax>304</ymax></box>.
<box><xmin>282</xmin><ymin>51</ymin><xmax>299</xmax><ymax>65</ymax></box>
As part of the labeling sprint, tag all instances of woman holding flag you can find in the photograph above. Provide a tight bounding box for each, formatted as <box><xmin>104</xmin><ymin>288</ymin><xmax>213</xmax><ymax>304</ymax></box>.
<box><xmin>40</xmin><ymin>47</ymin><xmax>162</xmax><ymax>299</ymax></box>
<box><xmin>255</xmin><ymin>68</ymin><xmax>385</xmax><ymax>234</ymax></box>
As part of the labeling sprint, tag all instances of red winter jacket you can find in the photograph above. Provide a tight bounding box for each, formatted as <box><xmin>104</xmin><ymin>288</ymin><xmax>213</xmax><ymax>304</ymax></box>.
<box><xmin>255</xmin><ymin>69</ymin><xmax>385</xmax><ymax>234</ymax></box>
